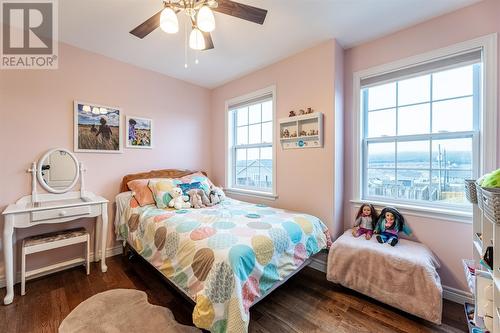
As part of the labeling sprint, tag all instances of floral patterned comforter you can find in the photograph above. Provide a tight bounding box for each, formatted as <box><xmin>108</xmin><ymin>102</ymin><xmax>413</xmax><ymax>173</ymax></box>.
<box><xmin>116</xmin><ymin>195</ymin><xmax>331</xmax><ymax>333</ymax></box>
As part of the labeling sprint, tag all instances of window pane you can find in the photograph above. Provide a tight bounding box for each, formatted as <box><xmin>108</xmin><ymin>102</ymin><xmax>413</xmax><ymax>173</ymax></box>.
<box><xmin>396</xmin><ymin>169</ymin><xmax>431</xmax><ymax>201</ymax></box>
<box><xmin>367</xmin><ymin>83</ymin><xmax>396</xmax><ymax>110</ymax></box>
<box><xmin>367</xmin><ymin>142</ymin><xmax>395</xmax><ymax>168</ymax></box>
<box><xmin>262</xmin><ymin>101</ymin><xmax>273</xmax><ymax>122</ymax></box>
<box><xmin>398</xmin><ymin>75</ymin><xmax>430</xmax><ymax>106</ymax></box>
<box><xmin>367</xmin><ymin>169</ymin><xmax>396</xmax><ymax>197</ymax></box>
<box><xmin>431</xmin><ymin>138</ymin><xmax>472</xmax><ymax>170</ymax></box>
<box><xmin>249</xmin><ymin>104</ymin><xmax>261</xmax><ymax>124</ymax></box>
<box><xmin>367</xmin><ymin>109</ymin><xmax>396</xmax><ymax>137</ymax></box>
<box><xmin>431</xmin><ymin>170</ymin><xmax>471</xmax><ymax>204</ymax></box>
<box><xmin>247</xmin><ymin>147</ymin><xmax>260</xmax><ymax>162</ymax></box>
<box><xmin>261</xmin><ymin>147</ymin><xmax>272</xmax><ymax>160</ymax></box>
<box><xmin>237</xmin><ymin>126</ymin><xmax>248</xmax><ymax>145</ymax></box>
<box><xmin>433</xmin><ymin>65</ymin><xmax>473</xmax><ymax>100</ymax></box>
<box><xmin>262</xmin><ymin>122</ymin><xmax>273</xmax><ymax>143</ymax></box>
<box><xmin>235</xmin><ymin>148</ymin><xmax>247</xmax><ymax>186</ymax></box>
<box><xmin>249</xmin><ymin>124</ymin><xmax>261</xmax><ymax>144</ymax></box>
<box><xmin>246</xmin><ymin>167</ymin><xmax>260</xmax><ymax>187</ymax></box>
<box><xmin>397</xmin><ymin>141</ymin><xmax>430</xmax><ymax>169</ymax></box>
<box><xmin>237</xmin><ymin>107</ymin><xmax>248</xmax><ymax>126</ymax></box>
<box><xmin>398</xmin><ymin>103</ymin><xmax>430</xmax><ymax>135</ymax></box>
<box><xmin>432</xmin><ymin>97</ymin><xmax>473</xmax><ymax>133</ymax></box>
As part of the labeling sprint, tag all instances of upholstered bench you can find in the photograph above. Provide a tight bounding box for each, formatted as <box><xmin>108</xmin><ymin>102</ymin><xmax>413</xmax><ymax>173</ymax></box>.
<box><xmin>326</xmin><ymin>230</ymin><xmax>443</xmax><ymax>324</ymax></box>
<box><xmin>21</xmin><ymin>228</ymin><xmax>90</xmax><ymax>296</ymax></box>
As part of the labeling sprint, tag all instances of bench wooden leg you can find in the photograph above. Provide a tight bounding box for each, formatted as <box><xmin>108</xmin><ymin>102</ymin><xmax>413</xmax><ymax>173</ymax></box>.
<box><xmin>21</xmin><ymin>247</ymin><xmax>26</xmax><ymax>296</ymax></box>
<box><xmin>86</xmin><ymin>234</ymin><xmax>90</xmax><ymax>275</ymax></box>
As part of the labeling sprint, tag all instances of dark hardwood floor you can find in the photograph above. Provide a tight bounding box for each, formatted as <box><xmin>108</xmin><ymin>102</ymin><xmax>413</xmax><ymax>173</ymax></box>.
<box><xmin>0</xmin><ymin>254</ymin><xmax>467</xmax><ymax>333</ymax></box>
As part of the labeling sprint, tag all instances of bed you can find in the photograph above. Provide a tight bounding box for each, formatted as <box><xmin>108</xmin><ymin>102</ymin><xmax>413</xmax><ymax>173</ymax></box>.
<box><xmin>114</xmin><ymin>169</ymin><xmax>331</xmax><ymax>333</ymax></box>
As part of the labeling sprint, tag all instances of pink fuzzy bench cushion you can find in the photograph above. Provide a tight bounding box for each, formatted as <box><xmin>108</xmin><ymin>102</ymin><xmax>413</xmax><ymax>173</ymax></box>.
<box><xmin>326</xmin><ymin>230</ymin><xmax>442</xmax><ymax>324</ymax></box>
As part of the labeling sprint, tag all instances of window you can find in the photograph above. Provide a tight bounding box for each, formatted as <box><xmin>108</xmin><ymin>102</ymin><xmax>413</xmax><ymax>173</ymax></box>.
<box><xmin>361</xmin><ymin>52</ymin><xmax>482</xmax><ymax>210</ymax></box>
<box><xmin>226</xmin><ymin>87</ymin><xmax>276</xmax><ymax>197</ymax></box>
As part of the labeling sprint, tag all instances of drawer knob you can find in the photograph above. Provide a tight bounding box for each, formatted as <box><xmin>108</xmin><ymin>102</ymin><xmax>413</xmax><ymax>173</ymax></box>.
<box><xmin>59</xmin><ymin>211</ymin><xmax>67</xmax><ymax>217</ymax></box>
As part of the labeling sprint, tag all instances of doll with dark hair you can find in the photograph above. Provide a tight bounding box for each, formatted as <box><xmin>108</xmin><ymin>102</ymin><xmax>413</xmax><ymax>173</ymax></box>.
<box><xmin>352</xmin><ymin>203</ymin><xmax>378</xmax><ymax>240</ymax></box>
<box><xmin>374</xmin><ymin>207</ymin><xmax>412</xmax><ymax>246</ymax></box>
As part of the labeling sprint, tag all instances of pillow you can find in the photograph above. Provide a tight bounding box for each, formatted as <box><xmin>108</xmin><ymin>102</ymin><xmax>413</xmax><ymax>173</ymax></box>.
<box><xmin>178</xmin><ymin>172</ymin><xmax>214</xmax><ymax>195</ymax></box>
<box><xmin>127</xmin><ymin>179</ymin><xmax>155</xmax><ymax>207</ymax></box>
<box><xmin>178</xmin><ymin>182</ymin><xmax>203</xmax><ymax>195</ymax></box>
<box><xmin>148</xmin><ymin>178</ymin><xmax>180</xmax><ymax>209</ymax></box>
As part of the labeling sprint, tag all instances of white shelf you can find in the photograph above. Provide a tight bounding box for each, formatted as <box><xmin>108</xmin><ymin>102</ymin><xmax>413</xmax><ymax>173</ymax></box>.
<box><xmin>279</xmin><ymin>112</ymin><xmax>323</xmax><ymax>149</ymax></box>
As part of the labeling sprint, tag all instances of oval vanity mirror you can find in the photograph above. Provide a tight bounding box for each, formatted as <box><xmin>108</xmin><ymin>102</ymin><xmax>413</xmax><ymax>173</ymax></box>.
<box><xmin>37</xmin><ymin>148</ymin><xmax>80</xmax><ymax>194</ymax></box>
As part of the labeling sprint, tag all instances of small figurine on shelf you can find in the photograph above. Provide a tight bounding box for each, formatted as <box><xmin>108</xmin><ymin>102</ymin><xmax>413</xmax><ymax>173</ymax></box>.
<box><xmin>374</xmin><ymin>207</ymin><xmax>411</xmax><ymax>246</ymax></box>
<box><xmin>282</xmin><ymin>129</ymin><xmax>290</xmax><ymax>138</ymax></box>
<box><xmin>298</xmin><ymin>109</ymin><xmax>305</xmax><ymax>115</ymax></box>
<box><xmin>352</xmin><ymin>203</ymin><xmax>378</xmax><ymax>240</ymax></box>
<box><xmin>289</xmin><ymin>110</ymin><xmax>296</xmax><ymax>117</ymax></box>
<box><xmin>308</xmin><ymin>129</ymin><xmax>315</xmax><ymax>136</ymax></box>
<box><xmin>290</xmin><ymin>131</ymin><xmax>297</xmax><ymax>138</ymax></box>
<box><xmin>299</xmin><ymin>130</ymin><xmax>307</xmax><ymax>137</ymax></box>
<box><xmin>306</xmin><ymin>107</ymin><xmax>314</xmax><ymax>114</ymax></box>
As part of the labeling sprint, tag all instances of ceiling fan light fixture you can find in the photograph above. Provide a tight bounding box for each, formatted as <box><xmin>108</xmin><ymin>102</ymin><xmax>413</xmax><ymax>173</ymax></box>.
<box><xmin>189</xmin><ymin>27</ymin><xmax>205</xmax><ymax>50</ymax></box>
<box><xmin>197</xmin><ymin>5</ymin><xmax>215</xmax><ymax>32</ymax></box>
<box><xmin>160</xmin><ymin>7</ymin><xmax>179</xmax><ymax>34</ymax></box>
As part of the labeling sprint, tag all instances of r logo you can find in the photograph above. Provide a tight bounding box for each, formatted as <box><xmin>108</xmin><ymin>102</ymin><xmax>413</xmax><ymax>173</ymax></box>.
<box><xmin>2</xmin><ymin>2</ymin><xmax>53</xmax><ymax>54</ymax></box>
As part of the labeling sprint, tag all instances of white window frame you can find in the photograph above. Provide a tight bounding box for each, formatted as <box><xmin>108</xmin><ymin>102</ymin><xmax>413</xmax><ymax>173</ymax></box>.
<box><xmin>351</xmin><ymin>34</ymin><xmax>497</xmax><ymax>222</ymax></box>
<box><xmin>225</xmin><ymin>85</ymin><xmax>277</xmax><ymax>200</ymax></box>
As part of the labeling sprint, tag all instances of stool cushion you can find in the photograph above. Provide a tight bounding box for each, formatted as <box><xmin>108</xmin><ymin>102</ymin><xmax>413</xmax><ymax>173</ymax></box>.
<box><xmin>23</xmin><ymin>228</ymin><xmax>88</xmax><ymax>247</ymax></box>
<box><xmin>326</xmin><ymin>230</ymin><xmax>442</xmax><ymax>324</ymax></box>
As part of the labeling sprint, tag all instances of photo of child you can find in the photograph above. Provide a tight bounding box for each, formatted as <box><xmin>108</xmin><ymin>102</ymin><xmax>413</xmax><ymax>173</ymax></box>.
<box><xmin>126</xmin><ymin>116</ymin><xmax>152</xmax><ymax>149</ymax></box>
<box><xmin>74</xmin><ymin>102</ymin><xmax>122</xmax><ymax>153</ymax></box>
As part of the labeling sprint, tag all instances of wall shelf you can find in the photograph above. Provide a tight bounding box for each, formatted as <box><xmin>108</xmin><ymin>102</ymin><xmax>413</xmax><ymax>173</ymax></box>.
<box><xmin>279</xmin><ymin>112</ymin><xmax>323</xmax><ymax>149</ymax></box>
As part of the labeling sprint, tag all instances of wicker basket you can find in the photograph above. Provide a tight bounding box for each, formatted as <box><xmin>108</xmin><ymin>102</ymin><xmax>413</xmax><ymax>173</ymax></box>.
<box><xmin>476</xmin><ymin>182</ymin><xmax>484</xmax><ymax>210</ymax></box>
<box><xmin>464</xmin><ymin>179</ymin><xmax>478</xmax><ymax>204</ymax></box>
<box><xmin>479</xmin><ymin>187</ymin><xmax>500</xmax><ymax>223</ymax></box>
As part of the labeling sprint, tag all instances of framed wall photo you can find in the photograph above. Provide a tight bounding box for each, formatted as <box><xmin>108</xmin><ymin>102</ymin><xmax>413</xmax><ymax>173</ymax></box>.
<box><xmin>126</xmin><ymin>116</ymin><xmax>153</xmax><ymax>149</ymax></box>
<box><xmin>74</xmin><ymin>101</ymin><xmax>123</xmax><ymax>153</ymax></box>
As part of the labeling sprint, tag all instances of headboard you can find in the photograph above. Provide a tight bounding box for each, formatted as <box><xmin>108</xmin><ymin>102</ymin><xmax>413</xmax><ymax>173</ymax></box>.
<box><xmin>119</xmin><ymin>169</ymin><xmax>207</xmax><ymax>193</ymax></box>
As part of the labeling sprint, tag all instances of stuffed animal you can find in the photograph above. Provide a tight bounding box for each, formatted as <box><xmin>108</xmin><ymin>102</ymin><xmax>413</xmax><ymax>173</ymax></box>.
<box><xmin>168</xmin><ymin>187</ymin><xmax>191</xmax><ymax>210</ymax></box>
<box><xmin>374</xmin><ymin>207</ymin><xmax>411</xmax><ymax>246</ymax></box>
<box><xmin>352</xmin><ymin>203</ymin><xmax>377</xmax><ymax>240</ymax></box>
<box><xmin>187</xmin><ymin>189</ymin><xmax>205</xmax><ymax>209</ymax></box>
<box><xmin>209</xmin><ymin>186</ymin><xmax>226</xmax><ymax>205</ymax></box>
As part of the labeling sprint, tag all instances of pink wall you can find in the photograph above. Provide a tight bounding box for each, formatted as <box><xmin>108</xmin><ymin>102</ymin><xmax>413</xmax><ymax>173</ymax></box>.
<box><xmin>210</xmin><ymin>40</ymin><xmax>344</xmax><ymax>236</ymax></box>
<box><xmin>343</xmin><ymin>0</ymin><xmax>500</xmax><ymax>291</ymax></box>
<box><xmin>0</xmin><ymin>42</ymin><xmax>211</xmax><ymax>279</ymax></box>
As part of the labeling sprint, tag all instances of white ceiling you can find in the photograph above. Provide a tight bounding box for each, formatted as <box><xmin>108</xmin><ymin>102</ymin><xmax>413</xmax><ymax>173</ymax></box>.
<box><xmin>59</xmin><ymin>0</ymin><xmax>482</xmax><ymax>88</ymax></box>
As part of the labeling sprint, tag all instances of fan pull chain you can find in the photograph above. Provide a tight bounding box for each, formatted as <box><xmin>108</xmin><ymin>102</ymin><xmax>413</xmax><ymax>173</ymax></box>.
<box><xmin>184</xmin><ymin>17</ymin><xmax>188</xmax><ymax>69</ymax></box>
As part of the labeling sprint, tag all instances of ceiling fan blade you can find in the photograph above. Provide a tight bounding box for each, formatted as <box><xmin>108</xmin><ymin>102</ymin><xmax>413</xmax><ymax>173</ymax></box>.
<box><xmin>202</xmin><ymin>32</ymin><xmax>214</xmax><ymax>50</ymax></box>
<box><xmin>130</xmin><ymin>9</ymin><xmax>164</xmax><ymax>39</ymax></box>
<box><xmin>213</xmin><ymin>0</ymin><xmax>267</xmax><ymax>25</ymax></box>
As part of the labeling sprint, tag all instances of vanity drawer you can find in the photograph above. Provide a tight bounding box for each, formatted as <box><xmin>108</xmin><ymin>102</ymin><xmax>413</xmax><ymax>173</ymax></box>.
<box><xmin>31</xmin><ymin>206</ymin><xmax>91</xmax><ymax>222</ymax></box>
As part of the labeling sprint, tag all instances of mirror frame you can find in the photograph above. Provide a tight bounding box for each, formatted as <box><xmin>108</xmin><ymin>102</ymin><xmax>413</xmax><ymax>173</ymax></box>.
<box><xmin>37</xmin><ymin>148</ymin><xmax>80</xmax><ymax>194</ymax></box>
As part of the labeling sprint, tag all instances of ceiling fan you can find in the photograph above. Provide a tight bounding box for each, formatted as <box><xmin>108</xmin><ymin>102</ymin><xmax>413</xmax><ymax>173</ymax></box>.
<box><xmin>130</xmin><ymin>0</ymin><xmax>268</xmax><ymax>51</ymax></box>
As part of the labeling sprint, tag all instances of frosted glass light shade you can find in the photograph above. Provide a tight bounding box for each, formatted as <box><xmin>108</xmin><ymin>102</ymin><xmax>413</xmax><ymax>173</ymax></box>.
<box><xmin>197</xmin><ymin>5</ymin><xmax>215</xmax><ymax>32</ymax></box>
<box><xmin>160</xmin><ymin>7</ymin><xmax>179</xmax><ymax>33</ymax></box>
<box><xmin>189</xmin><ymin>28</ymin><xmax>205</xmax><ymax>50</ymax></box>
<box><xmin>82</xmin><ymin>105</ymin><xmax>91</xmax><ymax>112</ymax></box>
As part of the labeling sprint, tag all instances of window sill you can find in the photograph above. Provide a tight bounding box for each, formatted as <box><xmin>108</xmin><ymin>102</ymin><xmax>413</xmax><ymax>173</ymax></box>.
<box><xmin>225</xmin><ymin>188</ymin><xmax>278</xmax><ymax>201</ymax></box>
<box><xmin>350</xmin><ymin>199</ymin><xmax>472</xmax><ymax>224</ymax></box>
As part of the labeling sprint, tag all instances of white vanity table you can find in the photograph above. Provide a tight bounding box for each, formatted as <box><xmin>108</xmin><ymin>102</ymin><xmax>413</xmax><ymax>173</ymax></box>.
<box><xmin>2</xmin><ymin>148</ymin><xmax>109</xmax><ymax>305</ymax></box>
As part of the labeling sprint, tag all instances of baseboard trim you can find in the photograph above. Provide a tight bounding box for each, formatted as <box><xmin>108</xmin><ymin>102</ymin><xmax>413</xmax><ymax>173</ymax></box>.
<box><xmin>308</xmin><ymin>256</ymin><xmax>472</xmax><ymax>305</ymax></box>
<box><xmin>0</xmin><ymin>245</ymin><xmax>123</xmax><ymax>289</ymax></box>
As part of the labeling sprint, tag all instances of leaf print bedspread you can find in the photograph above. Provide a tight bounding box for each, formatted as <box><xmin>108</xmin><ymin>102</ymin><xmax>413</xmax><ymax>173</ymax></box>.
<box><xmin>116</xmin><ymin>196</ymin><xmax>331</xmax><ymax>333</ymax></box>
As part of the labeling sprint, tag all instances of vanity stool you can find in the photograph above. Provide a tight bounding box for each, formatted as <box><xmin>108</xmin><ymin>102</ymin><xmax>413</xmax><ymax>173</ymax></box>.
<box><xmin>21</xmin><ymin>228</ymin><xmax>90</xmax><ymax>296</ymax></box>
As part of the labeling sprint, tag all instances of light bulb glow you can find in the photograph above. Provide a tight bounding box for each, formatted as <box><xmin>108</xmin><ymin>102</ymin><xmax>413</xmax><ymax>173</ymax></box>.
<box><xmin>160</xmin><ymin>7</ymin><xmax>179</xmax><ymax>34</ymax></box>
<box><xmin>189</xmin><ymin>28</ymin><xmax>205</xmax><ymax>50</ymax></box>
<box><xmin>197</xmin><ymin>5</ymin><xmax>215</xmax><ymax>32</ymax></box>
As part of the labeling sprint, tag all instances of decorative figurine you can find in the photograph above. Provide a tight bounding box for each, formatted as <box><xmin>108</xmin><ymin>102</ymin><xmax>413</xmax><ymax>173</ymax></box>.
<box><xmin>289</xmin><ymin>110</ymin><xmax>296</xmax><ymax>117</ymax></box>
<box><xmin>298</xmin><ymin>109</ymin><xmax>305</xmax><ymax>115</ymax></box>
<box><xmin>283</xmin><ymin>129</ymin><xmax>290</xmax><ymax>138</ymax></box>
<box><xmin>308</xmin><ymin>129</ymin><xmax>315</xmax><ymax>136</ymax></box>
<box><xmin>300</xmin><ymin>130</ymin><xmax>307</xmax><ymax>137</ymax></box>
<box><xmin>290</xmin><ymin>131</ymin><xmax>297</xmax><ymax>138</ymax></box>
<box><xmin>306</xmin><ymin>107</ymin><xmax>314</xmax><ymax>114</ymax></box>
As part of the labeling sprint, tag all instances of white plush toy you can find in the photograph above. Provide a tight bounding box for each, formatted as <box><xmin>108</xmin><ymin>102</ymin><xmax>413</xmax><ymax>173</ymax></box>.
<box><xmin>168</xmin><ymin>187</ymin><xmax>191</xmax><ymax>210</ymax></box>
<box><xmin>209</xmin><ymin>186</ymin><xmax>226</xmax><ymax>205</ymax></box>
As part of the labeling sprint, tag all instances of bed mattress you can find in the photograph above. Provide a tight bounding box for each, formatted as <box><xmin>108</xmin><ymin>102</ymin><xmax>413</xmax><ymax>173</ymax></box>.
<box><xmin>115</xmin><ymin>192</ymin><xmax>331</xmax><ymax>333</ymax></box>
